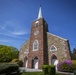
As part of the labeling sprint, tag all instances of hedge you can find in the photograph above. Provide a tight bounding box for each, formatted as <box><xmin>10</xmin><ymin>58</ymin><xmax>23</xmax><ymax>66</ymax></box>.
<box><xmin>11</xmin><ymin>59</ymin><xmax>18</xmax><ymax>63</ymax></box>
<box><xmin>42</xmin><ymin>65</ymin><xmax>56</xmax><ymax>75</ymax></box>
<box><xmin>48</xmin><ymin>65</ymin><xmax>56</xmax><ymax>75</ymax></box>
<box><xmin>0</xmin><ymin>63</ymin><xmax>19</xmax><ymax>74</ymax></box>
<box><xmin>72</xmin><ymin>60</ymin><xmax>76</xmax><ymax>70</ymax></box>
<box><xmin>18</xmin><ymin>60</ymin><xmax>23</xmax><ymax>67</ymax></box>
<box><xmin>42</xmin><ymin>65</ymin><xmax>49</xmax><ymax>75</ymax></box>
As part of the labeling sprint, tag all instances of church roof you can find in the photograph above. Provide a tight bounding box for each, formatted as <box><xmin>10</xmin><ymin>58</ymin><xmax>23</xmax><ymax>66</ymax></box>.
<box><xmin>37</xmin><ymin>5</ymin><xmax>43</xmax><ymax>19</ymax></box>
<box><xmin>47</xmin><ymin>32</ymin><xmax>68</xmax><ymax>41</ymax></box>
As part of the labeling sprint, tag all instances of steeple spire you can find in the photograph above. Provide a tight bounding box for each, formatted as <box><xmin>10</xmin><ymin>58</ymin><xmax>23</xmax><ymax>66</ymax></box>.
<box><xmin>38</xmin><ymin>5</ymin><xmax>43</xmax><ymax>19</ymax></box>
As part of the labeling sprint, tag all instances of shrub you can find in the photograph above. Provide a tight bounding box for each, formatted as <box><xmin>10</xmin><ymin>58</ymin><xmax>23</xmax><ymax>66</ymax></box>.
<box><xmin>42</xmin><ymin>65</ymin><xmax>48</xmax><ymax>75</ymax></box>
<box><xmin>42</xmin><ymin>65</ymin><xmax>56</xmax><ymax>75</ymax></box>
<box><xmin>72</xmin><ymin>60</ymin><xmax>76</xmax><ymax>70</ymax></box>
<box><xmin>11</xmin><ymin>59</ymin><xmax>23</xmax><ymax>67</ymax></box>
<box><xmin>0</xmin><ymin>63</ymin><xmax>19</xmax><ymax>74</ymax></box>
<box><xmin>72</xmin><ymin>60</ymin><xmax>76</xmax><ymax>64</ymax></box>
<box><xmin>18</xmin><ymin>60</ymin><xmax>23</xmax><ymax>67</ymax></box>
<box><xmin>48</xmin><ymin>65</ymin><xmax>56</xmax><ymax>75</ymax></box>
<box><xmin>11</xmin><ymin>59</ymin><xmax>18</xmax><ymax>63</ymax></box>
<box><xmin>57</xmin><ymin>60</ymin><xmax>73</xmax><ymax>72</ymax></box>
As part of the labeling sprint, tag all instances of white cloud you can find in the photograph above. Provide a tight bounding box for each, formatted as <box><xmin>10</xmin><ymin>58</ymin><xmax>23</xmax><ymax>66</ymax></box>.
<box><xmin>11</xmin><ymin>30</ymin><xmax>28</xmax><ymax>36</ymax></box>
<box><xmin>0</xmin><ymin>20</ymin><xmax>29</xmax><ymax>38</ymax></box>
<box><xmin>0</xmin><ymin>33</ymin><xmax>26</xmax><ymax>39</ymax></box>
<box><xmin>0</xmin><ymin>39</ymin><xmax>11</xmax><ymax>42</ymax></box>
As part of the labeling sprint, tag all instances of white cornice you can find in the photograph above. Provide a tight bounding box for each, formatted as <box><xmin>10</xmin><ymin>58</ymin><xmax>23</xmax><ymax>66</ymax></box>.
<box><xmin>47</xmin><ymin>32</ymin><xmax>67</xmax><ymax>41</ymax></box>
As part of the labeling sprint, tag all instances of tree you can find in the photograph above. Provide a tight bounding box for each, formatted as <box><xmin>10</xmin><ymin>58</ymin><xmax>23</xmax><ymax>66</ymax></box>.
<box><xmin>10</xmin><ymin>46</ymin><xmax>19</xmax><ymax>59</ymax></box>
<box><xmin>71</xmin><ymin>47</ymin><xmax>76</xmax><ymax>60</ymax></box>
<box><xmin>0</xmin><ymin>44</ymin><xmax>19</xmax><ymax>62</ymax></box>
<box><xmin>73</xmin><ymin>47</ymin><xmax>76</xmax><ymax>54</ymax></box>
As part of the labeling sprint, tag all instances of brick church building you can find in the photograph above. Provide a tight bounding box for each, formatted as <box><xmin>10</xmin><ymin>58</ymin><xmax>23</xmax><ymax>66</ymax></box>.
<box><xmin>19</xmin><ymin>6</ymin><xmax>71</xmax><ymax>69</ymax></box>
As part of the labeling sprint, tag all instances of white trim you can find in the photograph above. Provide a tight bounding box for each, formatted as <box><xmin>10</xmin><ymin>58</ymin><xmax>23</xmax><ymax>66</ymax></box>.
<box><xmin>24</xmin><ymin>49</ymin><xmax>29</xmax><ymax>54</ymax></box>
<box><xmin>35</xmin><ymin>21</ymin><xmax>39</xmax><ymax>27</ymax></box>
<box><xmin>50</xmin><ymin>45</ymin><xmax>57</xmax><ymax>51</ymax></box>
<box><xmin>47</xmin><ymin>32</ymin><xmax>67</xmax><ymax>41</ymax></box>
<box><xmin>35</xmin><ymin>21</ymin><xmax>39</xmax><ymax>23</ymax></box>
<box><xmin>34</xmin><ymin>31</ymin><xmax>39</xmax><ymax>35</ymax></box>
<box><xmin>33</xmin><ymin>40</ymin><xmax>39</xmax><ymax>51</ymax></box>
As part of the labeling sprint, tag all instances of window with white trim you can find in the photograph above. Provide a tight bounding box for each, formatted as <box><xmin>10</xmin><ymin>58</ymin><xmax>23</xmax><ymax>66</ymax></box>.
<box><xmin>24</xmin><ymin>49</ymin><xmax>29</xmax><ymax>54</ymax></box>
<box><xmin>33</xmin><ymin>40</ymin><xmax>38</xmax><ymax>51</ymax></box>
<box><xmin>50</xmin><ymin>45</ymin><xmax>57</xmax><ymax>51</ymax></box>
<box><xmin>35</xmin><ymin>21</ymin><xmax>39</xmax><ymax>27</ymax></box>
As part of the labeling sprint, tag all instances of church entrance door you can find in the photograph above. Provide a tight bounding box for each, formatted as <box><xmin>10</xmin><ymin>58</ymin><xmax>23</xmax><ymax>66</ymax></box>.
<box><xmin>24</xmin><ymin>57</ymin><xmax>28</xmax><ymax>68</ymax></box>
<box><xmin>51</xmin><ymin>55</ymin><xmax>58</xmax><ymax>70</ymax></box>
<box><xmin>33</xmin><ymin>57</ymin><xmax>38</xmax><ymax>69</ymax></box>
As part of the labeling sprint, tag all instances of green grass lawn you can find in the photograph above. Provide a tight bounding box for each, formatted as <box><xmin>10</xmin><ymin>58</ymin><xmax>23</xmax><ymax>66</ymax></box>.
<box><xmin>21</xmin><ymin>72</ymin><xmax>43</xmax><ymax>75</ymax></box>
<box><xmin>21</xmin><ymin>72</ymin><xmax>66</xmax><ymax>75</ymax></box>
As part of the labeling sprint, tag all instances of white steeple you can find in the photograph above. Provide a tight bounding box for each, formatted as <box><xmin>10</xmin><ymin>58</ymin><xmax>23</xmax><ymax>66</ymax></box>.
<box><xmin>38</xmin><ymin>5</ymin><xmax>43</xmax><ymax>19</ymax></box>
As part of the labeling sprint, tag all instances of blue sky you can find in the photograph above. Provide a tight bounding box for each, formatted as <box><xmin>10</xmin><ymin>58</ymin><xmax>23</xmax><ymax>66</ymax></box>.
<box><xmin>0</xmin><ymin>0</ymin><xmax>76</xmax><ymax>51</ymax></box>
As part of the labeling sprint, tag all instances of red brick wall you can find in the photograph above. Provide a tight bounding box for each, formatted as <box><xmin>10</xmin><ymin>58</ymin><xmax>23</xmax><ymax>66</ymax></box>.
<box><xmin>28</xmin><ymin>18</ymin><xmax>48</xmax><ymax>69</ymax></box>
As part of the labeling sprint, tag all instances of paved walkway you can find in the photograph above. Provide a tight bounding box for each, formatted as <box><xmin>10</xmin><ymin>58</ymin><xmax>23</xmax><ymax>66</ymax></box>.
<box><xmin>19</xmin><ymin>67</ymin><xmax>42</xmax><ymax>72</ymax></box>
<box><xmin>57</xmin><ymin>71</ymin><xmax>74</xmax><ymax>75</ymax></box>
<box><xmin>19</xmin><ymin>67</ymin><xmax>74</xmax><ymax>75</ymax></box>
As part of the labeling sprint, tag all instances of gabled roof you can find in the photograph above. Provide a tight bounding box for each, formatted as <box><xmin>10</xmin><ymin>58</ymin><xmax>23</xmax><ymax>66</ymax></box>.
<box><xmin>47</xmin><ymin>32</ymin><xmax>68</xmax><ymax>41</ymax></box>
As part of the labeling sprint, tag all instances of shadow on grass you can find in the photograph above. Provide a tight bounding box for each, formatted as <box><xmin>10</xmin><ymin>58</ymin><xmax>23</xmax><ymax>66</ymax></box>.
<box><xmin>20</xmin><ymin>72</ymin><xmax>43</xmax><ymax>75</ymax></box>
<box><xmin>5</xmin><ymin>72</ymin><xmax>71</xmax><ymax>75</ymax></box>
<box><xmin>20</xmin><ymin>72</ymin><xmax>64</xmax><ymax>75</ymax></box>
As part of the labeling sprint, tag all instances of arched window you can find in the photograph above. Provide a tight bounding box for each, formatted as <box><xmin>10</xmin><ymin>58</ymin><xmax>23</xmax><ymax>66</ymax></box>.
<box><xmin>33</xmin><ymin>40</ymin><xmax>38</xmax><ymax>51</ymax></box>
<box><xmin>35</xmin><ymin>21</ymin><xmax>39</xmax><ymax>27</ymax></box>
<box><xmin>24</xmin><ymin>49</ymin><xmax>29</xmax><ymax>54</ymax></box>
<box><xmin>50</xmin><ymin>45</ymin><xmax>57</xmax><ymax>51</ymax></box>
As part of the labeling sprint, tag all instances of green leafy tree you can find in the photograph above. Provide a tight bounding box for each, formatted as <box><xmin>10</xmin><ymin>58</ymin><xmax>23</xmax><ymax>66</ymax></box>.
<box><xmin>0</xmin><ymin>45</ymin><xmax>19</xmax><ymax>62</ymax></box>
<box><xmin>10</xmin><ymin>46</ymin><xmax>19</xmax><ymax>59</ymax></box>
<box><xmin>73</xmin><ymin>47</ymin><xmax>76</xmax><ymax>54</ymax></box>
<box><xmin>71</xmin><ymin>48</ymin><xmax>76</xmax><ymax>60</ymax></box>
